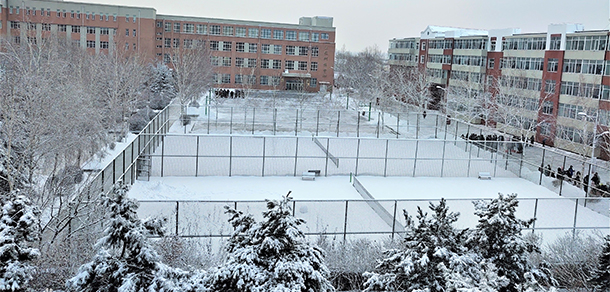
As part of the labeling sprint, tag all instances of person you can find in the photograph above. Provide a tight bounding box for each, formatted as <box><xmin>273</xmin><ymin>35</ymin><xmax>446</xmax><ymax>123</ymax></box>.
<box><xmin>542</xmin><ymin>138</ymin><xmax>546</xmax><ymax>147</ymax></box>
<box><xmin>584</xmin><ymin>174</ymin><xmax>590</xmax><ymax>193</ymax></box>
<box><xmin>557</xmin><ymin>167</ymin><xmax>564</xmax><ymax>181</ymax></box>
<box><xmin>566</xmin><ymin>165</ymin><xmax>574</xmax><ymax>180</ymax></box>
<box><xmin>544</xmin><ymin>164</ymin><xmax>551</xmax><ymax>176</ymax></box>
<box><xmin>422</xmin><ymin>111</ymin><xmax>427</xmax><ymax>119</ymax></box>
<box><xmin>592</xmin><ymin>172</ymin><xmax>600</xmax><ymax>186</ymax></box>
<box><xmin>529</xmin><ymin>135</ymin><xmax>535</xmax><ymax>146</ymax></box>
<box><xmin>575</xmin><ymin>171</ymin><xmax>582</xmax><ymax>187</ymax></box>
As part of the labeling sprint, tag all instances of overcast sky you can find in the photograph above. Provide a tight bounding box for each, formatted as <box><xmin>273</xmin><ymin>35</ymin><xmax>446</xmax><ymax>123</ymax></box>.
<box><xmin>82</xmin><ymin>0</ymin><xmax>609</xmax><ymax>53</ymax></box>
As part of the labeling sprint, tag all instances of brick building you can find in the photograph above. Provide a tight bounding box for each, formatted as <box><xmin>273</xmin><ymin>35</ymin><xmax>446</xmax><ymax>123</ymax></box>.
<box><xmin>0</xmin><ymin>0</ymin><xmax>335</xmax><ymax>92</ymax></box>
<box><xmin>389</xmin><ymin>24</ymin><xmax>610</xmax><ymax>160</ymax></box>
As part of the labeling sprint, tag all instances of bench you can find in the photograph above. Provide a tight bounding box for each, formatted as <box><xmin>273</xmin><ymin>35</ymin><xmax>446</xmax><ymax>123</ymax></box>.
<box><xmin>478</xmin><ymin>172</ymin><xmax>492</xmax><ymax>180</ymax></box>
<box><xmin>302</xmin><ymin>172</ymin><xmax>316</xmax><ymax>181</ymax></box>
<box><xmin>308</xmin><ymin>169</ymin><xmax>321</xmax><ymax>176</ymax></box>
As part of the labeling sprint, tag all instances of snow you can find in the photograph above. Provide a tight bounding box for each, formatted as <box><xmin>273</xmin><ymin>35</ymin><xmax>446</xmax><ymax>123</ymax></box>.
<box><xmin>82</xmin><ymin>133</ymin><xmax>138</xmax><ymax>171</ymax></box>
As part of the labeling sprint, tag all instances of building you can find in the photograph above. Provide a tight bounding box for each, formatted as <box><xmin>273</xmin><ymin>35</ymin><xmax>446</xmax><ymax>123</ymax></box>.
<box><xmin>0</xmin><ymin>0</ymin><xmax>336</xmax><ymax>92</ymax></box>
<box><xmin>389</xmin><ymin>24</ymin><xmax>610</xmax><ymax>160</ymax></box>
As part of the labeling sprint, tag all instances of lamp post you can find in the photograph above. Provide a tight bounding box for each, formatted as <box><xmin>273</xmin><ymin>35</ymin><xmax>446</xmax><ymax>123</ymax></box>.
<box><xmin>577</xmin><ymin>111</ymin><xmax>598</xmax><ymax>198</ymax></box>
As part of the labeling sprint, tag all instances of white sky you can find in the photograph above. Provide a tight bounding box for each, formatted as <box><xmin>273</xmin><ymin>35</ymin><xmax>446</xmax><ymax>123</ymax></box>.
<box><xmin>78</xmin><ymin>0</ymin><xmax>610</xmax><ymax>53</ymax></box>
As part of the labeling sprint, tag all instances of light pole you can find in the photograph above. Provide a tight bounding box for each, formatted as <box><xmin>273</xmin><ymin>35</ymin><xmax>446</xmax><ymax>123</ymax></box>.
<box><xmin>577</xmin><ymin>111</ymin><xmax>598</xmax><ymax>198</ymax></box>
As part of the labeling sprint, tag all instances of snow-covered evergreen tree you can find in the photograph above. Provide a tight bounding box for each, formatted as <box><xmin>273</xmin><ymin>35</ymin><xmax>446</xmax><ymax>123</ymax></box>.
<box><xmin>466</xmin><ymin>193</ymin><xmax>539</xmax><ymax>292</ymax></box>
<box><xmin>206</xmin><ymin>193</ymin><xmax>335</xmax><ymax>292</ymax></box>
<box><xmin>147</xmin><ymin>63</ymin><xmax>177</xmax><ymax>110</ymax></box>
<box><xmin>363</xmin><ymin>198</ymin><xmax>469</xmax><ymax>292</ymax></box>
<box><xmin>589</xmin><ymin>235</ymin><xmax>610</xmax><ymax>291</ymax></box>
<box><xmin>66</xmin><ymin>182</ymin><xmax>187</xmax><ymax>292</ymax></box>
<box><xmin>0</xmin><ymin>190</ymin><xmax>41</xmax><ymax>292</ymax></box>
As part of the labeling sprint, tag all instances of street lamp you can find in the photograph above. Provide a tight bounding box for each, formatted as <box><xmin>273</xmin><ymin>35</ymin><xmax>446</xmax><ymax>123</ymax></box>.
<box><xmin>577</xmin><ymin>111</ymin><xmax>598</xmax><ymax>198</ymax></box>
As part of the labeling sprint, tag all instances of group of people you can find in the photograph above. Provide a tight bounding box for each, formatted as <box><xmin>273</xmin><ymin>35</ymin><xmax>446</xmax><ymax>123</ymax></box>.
<box><xmin>215</xmin><ymin>89</ymin><xmax>245</xmax><ymax>98</ymax></box>
<box><xmin>540</xmin><ymin>164</ymin><xmax>607</xmax><ymax>195</ymax></box>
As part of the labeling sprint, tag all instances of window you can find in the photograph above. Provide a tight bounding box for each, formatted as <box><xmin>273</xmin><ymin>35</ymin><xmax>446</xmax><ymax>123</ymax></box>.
<box><xmin>421</xmin><ymin>41</ymin><xmax>426</xmax><ymax>50</ymax></box>
<box><xmin>72</xmin><ymin>26</ymin><xmax>80</xmax><ymax>33</ymax></box>
<box><xmin>236</xmin><ymin>58</ymin><xmax>245</xmax><ymax>67</ymax></box>
<box><xmin>173</xmin><ymin>38</ymin><xmax>179</xmax><ymax>48</ymax></box>
<box><xmin>100</xmin><ymin>41</ymin><xmax>109</xmax><ymax>49</ymax></box>
<box><xmin>184</xmin><ymin>23</ymin><xmax>194</xmax><ymax>33</ymax></box>
<box><xmin>173</xmin><ymin>23</ymin><xmax>180</xmax><ymax>33</ymax></box>
<box><xmin>42</xmin><ymin>23</ymin><xmax>51</xmax><ymax>31</ymax></box>
<box><xmin>273</xmin><ymin>45</ymin><xmax>282</xmax><ymax>55</ymax></box>
<box><xmin>262</xmin><ymin>44</ymin><xmax>271</xmax><ymax>54</ymax></box>
<box><xmin>248</xmin><ymin>28</ymin><xmax>258</xmax><ymax>38</ymax></box>
<box><xmin>550</xmin><ymin>36</ymin><xmax>561</xmax><ymax>50</ymax></box>
<box><xmin>133</xmin><ymin>29</ymin><xmax>136</xmax><ymax>37</ymax></box>
<box><xmin>10</xmin><ymin>21</ymin><xmax>20</xmax><ymax>29</ymax></box>
<box><xmin>566</xmin><ymin>35</ymin><xmax>608</xmax><ymax>51</ymax></box>
<box><xmin>247</xmin><ymin>59</ymin><xmax>257</xmax><ymax>68</ymax></box>
<box><xmin>312</xmin><ymin>33</ymin><xmax>319</xmax><ymax>42</ymax></box>
<box><xmin>58</xmin><ymin>24</ymin><xmax>67</xmax><ymax>32</ymax></box>
<box><xmin>210</xmin><ymin>41</ymin><xmax>219</xmax><ymax>51</ymax></box>
<box><xmin>542</xmin><ymin>101</ymin><xmax>554</xmax><ymax>115</ymax></box>
<box><xmin>210</xmin><ymin>25</ymin><xmax>221</xmax><ymax>35</ymax></box>
<box><xmin>125</xmin><ymin>28</ymin><xmax>129</xmax><ymax>36</ymax></box>
<box><xmin>545</xmin><ymin>80</ymin><xmax>556</xmax><ymax>94</ymax></box>
<box><xmin>310</xmin><ymin>78</ymin><xmax>317</xmax><ymax>87</ymax></box>
<box><xmin>210</xmin><ymin>56</ymin><xmax>220</xmax><ymax>66</ymax></box>
<box><xmin>236</xmin><ymin>27</ymin><xmax>246</xmax><ymax>37</ymax></box>
<box><xmin>298</xmin><ymin>32</ymin><xmax>309</xmax><ymax>41</ymax></box>
<box><xmin>540</xmin><ymin>122</ymin><xmax>552</xmax><ymax>136</ymax></box>
<box><xmin>311</xmin><ymin>62</ymin><xmax>318</xmax><ymax>71</ymax></box>
<box><xmin>223</xmin><ymin>41</ymin><xmax>232</xmax><ymax>51</ymax></box>
<box><xmin>285</xmin><ymin>60</ymin><xmax>295</xmax><ymax>70</ymax></box>
<box><xmin>157</xmin><ymin>21</ymin><xmax>162</xmax><ymax>28</ymax></box>
<box><xmin>260</xmin><ymin>76</ymin><xmax>269</xmax><ymax>85</ymax></box>
<box><xmin>286</xmin><ymin>46</ymin><xmax>295</xmax><ymax>55</ymax></box>
<box><xmin>261</xmin><ymin>29</ymin><xmax>271</xmax><ymax>39</ymax></box>
<box><xmin>547</xmin><ymin>58</ymin><xmax>559</xmax><ymax>72</ymax></box>
<box><xmin>164</xmin><ymin>38</ymin><xmax>171</xmax><ymax>48</ymax></box>
<box><xmin>221</xmin><ymin>74</ymin><xmax>231</xmax><ymax>84</ymax></box>
<box><xmin>249</xmin><ymin>43</ymin><xmax>258</xmax><ymax>53</ymax></box>
<box><xmin>236</xmin><ymin>42</ymin><xmax>245</xmax><ymax>52</ymax></box>
<box><xmin>311</xmin><ymin>47</ymin><xmax>319</xmax><ymax>57</ymax></box>
<box><xmin>86</xmin><ymin>40</ymin><xmax>95</xmax><ymax>48</ymax></box>
<box><xmin>560</xmin><ymin>81</ymin><xmax>601</xmax><ymax>98</ymax></box>
<box><xmin>86</xmin><ymin>27</ymin><xmax>95</xmax><ymax>34</ymax></box>
<box><xmin>420</xmin><ymin>55</ymin><xmax>425</xmax><ymax>63</ymax></box>
<box><xmin>273</xmin><ymin>30</ymin><xmax>284</xmax><ymax>40</ymax></box>
<box><xmin>235</xmin><ymin>74</ymin><xmax>243</xmax><ymax>84</ymax></box>
<box><xmin>488</xmin><ymin>58</ymin><xmax>495</xmax><ymax>69</ymax></box>
<box><xmin>298</xmin><ymin>46</ymin><xmax>308</xmax><ymax>56</ymax></box>
<box><xmin>125</xmin><ymin>15</ymin><xmax>129</xmax><ymax>22</ymax></box>
<box><xmin>27</xmin><ymin>23</ymin><xmax>36</xmax><ymax>30</ymax></box>
<box><xmin>298</xmin><ymin>61</ymin><xmax>307</xmax><ymax>71</ymax></box>
<box><xmin>321</xmin><ymin>33</ymin><xmax>329</xmax><ymax>40</ymax></box>
<box><xmin>261</xmin><ymin>59</ymin><xmax>270</xmax><ymax>68</ymax></box>
<box><xmin>286</xmin><ymin>31</ymin><xmax>296</xmax><ymax>40</ymax></box>
<box><xmin>223</xmin><ymin>26</ymin><xmax>233</xmax><ymax>36</ymax></box>
<box><xmin>222</xmin><ymin>57</ymin><xmax>231</xmax><ymax>67</ymax></box>
<box><xmin>196</xmin><ymin>24</ymin><xmax>207</xmax><ymax>34</ymax></box>
<box><xmin>272</xmin><ymin>76</ymin><xmax>281</xmax><ymax>86</ymax></box>
<box><xmin>164</xmin><ymin>23</ymin><xmax>171</xmax><ymax>32</ymax></box>
<box><xmin>183</xmin><ymin>39</ymin><xmax>193</xmax><ymax>48</ymax></box>
<box><xmin>273</xmin><ymin>60</ymin><xmax>282</xmax><ymax>69</ymax></box>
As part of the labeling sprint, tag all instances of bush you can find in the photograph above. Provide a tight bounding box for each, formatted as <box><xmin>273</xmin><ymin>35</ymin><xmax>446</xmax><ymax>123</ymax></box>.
<box><xmin>149</xmin><ymin>94</ymin><xmax>171</xmax><ymax>110</ymax></box>
<box><xmin>128</xmin><ymin>108</ymin><xmax>154</xmax><ymax>133</ymax></box>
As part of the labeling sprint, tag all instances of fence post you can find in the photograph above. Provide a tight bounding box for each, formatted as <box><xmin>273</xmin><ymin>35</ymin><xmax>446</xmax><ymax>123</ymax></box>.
<box><xmin>229</xmin><ymin>136</ymin><xmax>233</xmax><ymax>177</ymax></box>
<box><xmin>262</xmin><ymin>137</ymin><xmax>266</xmax><ymax>177</ymax></box>
<box><xmin>295</xmin><ymin>109</ymin><xmax>299</xmax><ymax>136</ymax></box>
<box><xmin>532</xmin><ymin>199</ymin><xmax>539</xmax><ymax>233</ymax></box>
<box><xmin>207</xmin><ymin>106</ymin><xmax>211</xmax><ymax>134</ymax></box>
<box><xmin>391</xmin><ymin>200</ymin><xmax>398</xmax><ymax>240</ymax></box>
<box><xmin>465</xmin><ymin>125</ymin><xmax>470</xmax><ymax>151</ymax></box>
<box><xmin>293</xmin><ymin>137</ymin><xmax>299</xmax><ymax>176</ymax></box>
<box><xmin>324</xmin><ymin>138</ymin><xmax>330</xmax><ymax>177</ymax></box>
<box><xmin>357</xmin><ymin>112</ymin><xmax>361</xmax><ymax>138</ymax></box>
<box><xmin>435</xmin><ymin>114</ymin><xmax>439</xmax><ymax>138</ymax></box>
<box><xmin>413</xmin><ymin>140</ymin><xmax>419</xmax><ymax>177</ymax></box>
<box><xmin>467</xmin><ymin>140</ymin><xmax>473</xmax><ymax>177</ymax></box>
<box><xmin>376</xmin><ymin>112</ymin><xmax>381</xmax><ymax>138</ymax></box>
<box><xmin>315</xmin><ymin>110</ymin><xmax>319</xmax><ymax>136</ymax></box>
<box><xmin>440</xmin><ymin>140</ymin><xmax>447</xmax><ymax>177</ymax></box>
<box><xmin>355</xmin><ymin>139</ymin><xmax>361</xmax><ymax>176</ymax></box>
<box><xmin>559</xmin><ymin>156</ymin><xmax>567</xmax><ymax>196</ymax></box>
<box><xmin>416</xmin><ymin>114</ymin><xmax>420</xmax><ymax>139</ymax></box>
<box><xmin>195</xmin><ymin>136</ymin><xmax>200</xmax><ymax>177</ymax></box>
<box><xmin>384</xmin><ymin>139</ymin><xmax>389</xmax><ymax>177</ymax></box>
<box><xmin>343</xmin><ymin>200</ymin><xmax>349</xmax><ymax>242</ymax></box>
<box><xmin>230</xmin><ymin>107</ymin><xmax>233</xmax><ymax>135</ymax></box>
<box><xmin>274</xmin><ymin>108</ymin><xmax>277</xmax><ymax>135</ymax></box>
<box><xmin>572</xmin><ymin>198</ymin><xmax>579</xmax><ymax>237</ymax></box>
<box><xmin>396</xmin><ymin>113</ymin><xmax>400</xmax><ymax>139</ymax></box>
<box><xmin>175</xmin><ymin>201</ymin><xmax>179</xmax><ymax>235</ymax></box>
<box><xmin>161</xmin><ymin>135</ymin><xmax>165</xmax><ymax>177</ymax></box>
<box><xmin>252</xmin><ymin>108</ymin><xmax>256</xmax><ymax>135</ymax></box>
<box><xmin>539</xmin><ymin>148</ymin><xmax>546</xmax><ymax>185</ymax></box>
<box><xmin>336</xmin><ymin>111</ymin><xmax>341</xmax><ymax>137</ymax></box>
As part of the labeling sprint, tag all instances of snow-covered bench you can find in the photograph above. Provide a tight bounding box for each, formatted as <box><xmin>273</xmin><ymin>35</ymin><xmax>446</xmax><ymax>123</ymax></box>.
<box><xmin>308</xmin><ymin>169</ymin><xmax>321</xmax><ymax>176</ymax></box>
<box><xmin>478</xmin><ymin>172</ymin><xmax>492</xmax><ymax>180</ymax></box>
<box><xmin>302</xmin><ymin>172</ymin><xmax>316</xmax><ymax>181</ymax></box>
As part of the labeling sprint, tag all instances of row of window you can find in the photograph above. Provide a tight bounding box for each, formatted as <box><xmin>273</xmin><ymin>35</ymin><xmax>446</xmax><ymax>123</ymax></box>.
<box><xmin>428</xmin><ymin>39</ymin><xmax>453</xmax><ymax>50</ymax></box>
<box><xmin>211</xmin><ymin>74</ymin><xmax>318</xmax><ymax>87</ymax></box>
<box><xmin>499</xmin><ymin>76</ymin><xmax>542</xmax><ymax>92</ymax></box>
<box><xmin>452</xmin><ymin>55</ymin><xmax>486</xmax><ymax>67</ymax></box>
<box><xmin>557</xmin><ymin>103</ymin><xmax>586</xmax><ymax>120</ymax></box>
<box><xmin>428</xmin><ymin>54</ymin><xmax>451</xmax><ymax>64</ymax></box>
<box><xmin>503</xmin><ymin>37</ymin><xmax>546</xmax><ymax>50</ymax></box>
<box><xmin>388</xmin><ymin>53</ymin><xmax>417</xmax><ymax>62</ymax></box>
<box><xmin>560</xmin><ymin>81</ymin><xmax>601</xmax><ymax>99</ymax></box>
<box><xmin>496</xmin><ymin>94</ymin><xmax>538</xmax><ymax>111</ymax></box>
<box><xmin>565</xmin><ymin>35</ymin><xmax>608</xmax><ymax>51</ymax></box>
<box><xmin>158</xmin><ymin>21</ymin><xmax>329</xmax><ymax>41</ymax></box>
<box><xmin>390</xmin><ymin>40</ymin><xmax>417</xmax><ymax>49</ymax></box>
<box><xmin>454</xmin><ymin>39</ymin><xmax>488</xmax><ymax>50</ymax></box>
<box><xmin>451</xmin><ymin>71</ymin><xmax>484</xmax><ymax>83</ymax></box>
<box><xmin>563</xmin><ymin>59</ymin><xmax>605</xmax><ymax>75</ymax></box>
<box><xmin>9</xmin><ymin>6</ymin><xmax>135</xmax><ymax>22</ymax></box>
<box><xmin>501</xmin><ymin>57</ymin><xmax>544</xmax><ymax>71</ymax></box>
<box><xmin>426</xmin><ymin>68</ymin><xmax>447</xmax><ymax>79</ymax></box>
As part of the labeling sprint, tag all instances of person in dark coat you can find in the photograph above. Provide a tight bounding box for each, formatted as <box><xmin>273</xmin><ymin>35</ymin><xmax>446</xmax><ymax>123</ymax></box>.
<box><xmin>584</xmin><ymin>174</ymin><xmax>590</xmax><ymax>193</ymax></box>
<box><xmin>566</xmin><ymin>165</ymin><xmax>574</xmax><ymax>180</ymax></box>
<box><xmin>422</xmin><ymin>111</ymin><xmax>427</xmax><ymax>119</ymax></box>
<box><xmin>592</xmin><ymin>172</ymin><xmax>600</xmax><ymax>186</ymax></box>
<box><xmin>556</xmin><ymin>167</ymin><xmax>564</xmax><ymax>181</ymax></box>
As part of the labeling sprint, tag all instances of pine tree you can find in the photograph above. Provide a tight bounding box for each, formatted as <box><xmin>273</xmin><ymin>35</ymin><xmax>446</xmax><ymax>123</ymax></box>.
<box><xmin>207</xmin><ymin>192</ymin><xmax>335</xmax><ymax>292</ymax></box>
<box><xmin>467</xmin><ymin>193</ymin><xmax>539</xmax><ymax>292</ymax></box>
<box><xmin>589</xmin><ymin>235</ymin><xmax>610</xmax><ymax>291</ymax></box>
<box><xmin>147</xmin><ymin>63</ymin><xmax>177</xmax><ymax>110</ymax></box>
<box><xmin>364</xmin><ymin>198</ymin><xmax>469</xmax><ymax>292</ymax></box>
<box><xmin>66</xmin><ymin>182</ymin><xmax>186</xmax><ymax>292</ymax></box>
<box><xmin>0</xmin><ymin>190</ymin><xmax>41</xmax><ymax>292</ymax></box>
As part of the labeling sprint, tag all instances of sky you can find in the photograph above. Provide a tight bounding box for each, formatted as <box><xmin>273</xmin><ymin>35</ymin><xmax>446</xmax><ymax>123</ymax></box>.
<box><xmin>79</xmin><ymin>0</ymin><xmax>609</xmax><ymax>53</ymax></box>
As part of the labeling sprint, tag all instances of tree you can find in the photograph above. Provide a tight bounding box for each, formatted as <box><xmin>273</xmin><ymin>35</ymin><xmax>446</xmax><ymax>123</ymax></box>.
<box><xmin>466</xmin><ymin>193</ymin><xmax>541</xmax><ymax>292</ymax></box>
<box><xmin>0</xmin><ymin>190</ymin><xmax>41</xmax><ymax>292</ymax></box>
<box><xmin>66</xmin><ymin>182</ymin><xmax>185</xmax><ymax>292</ymax></box>
<box><xmin>363</xmin><ymin>199</ymin><xmax>469</xmax><ymax>292</ymax></box>
<box><xmin>146</xmin><ymin>63</ymin><xmax>177</xmax><ymax>110</ymax></box>
<box><xmin>589</xmin><ymin>235</ymin><xmax>610</xmax><ymax>291</ymax></box>
<box><xmin>207</xmin><ymin>193</ymin><xmax>335</xmax><ymax>292</ymax></box>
